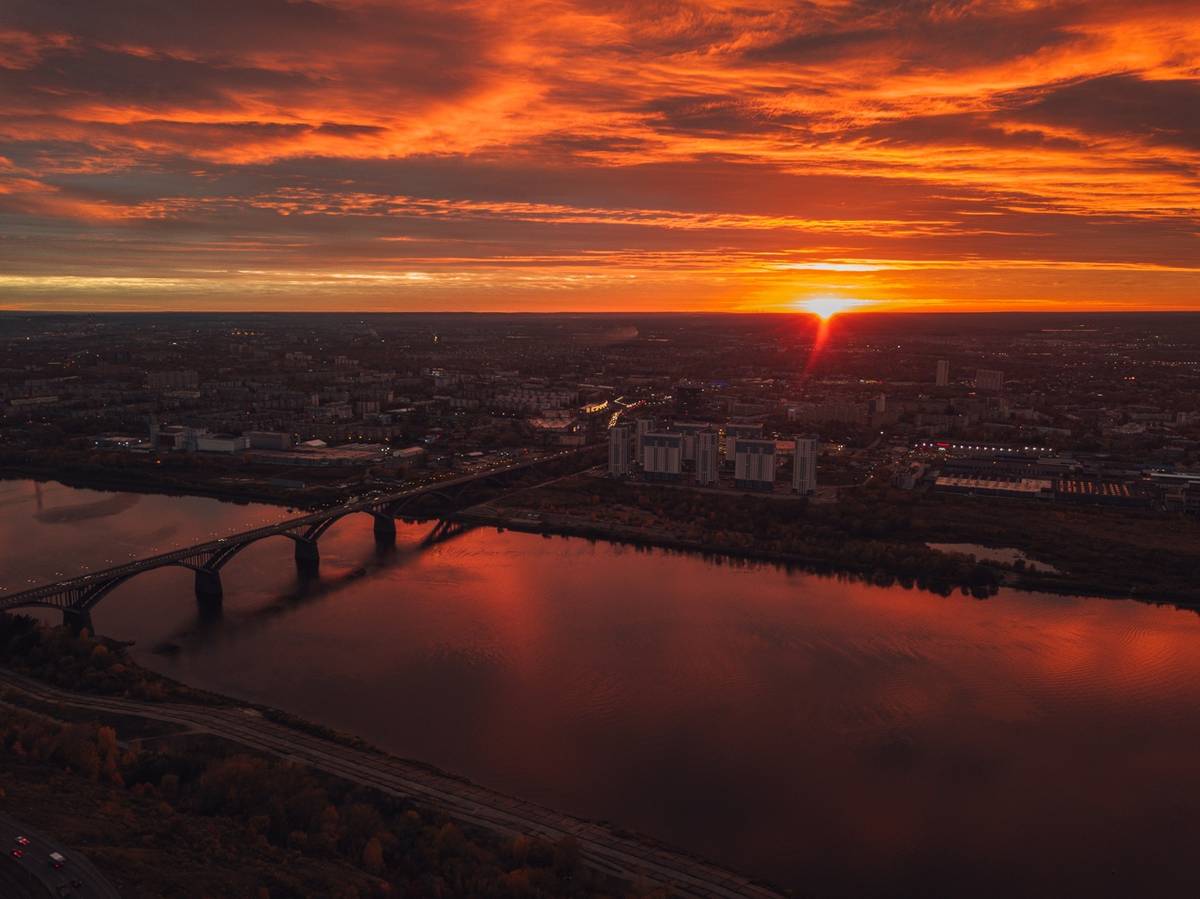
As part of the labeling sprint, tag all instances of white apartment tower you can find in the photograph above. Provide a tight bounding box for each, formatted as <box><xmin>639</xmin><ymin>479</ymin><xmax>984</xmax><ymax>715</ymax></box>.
<box><xmin>733</xmin><ymin>438</ymin><xmax>776</xmax><ymax>491</ymax></box>
<box><xmin>642</xmin><ymin>432</ymin><xmax>683</xmax><ymax>481</ymax></box>
<box><xmin>696</xmin><ymin>429</ymin><xmax>720</xmax><ymax>486</ymax></box>
<box><xmin>608</xmin><ymin>424</ymin><xmax>632</xmax><ymax>477</ymax></box>
<box><xmin>634</xmin><ymin>417</ymin><xmax>657</xmax><ymax>459</ymax></box>
<box><xmin>792</xmin><ymin>435</ymin><xmax>818</xmax><ymax>494</ymax></box>
<box><xmin>936</xmin><ymin>359</ymin><xmax>950</xmax><ymax>387</ymax></box>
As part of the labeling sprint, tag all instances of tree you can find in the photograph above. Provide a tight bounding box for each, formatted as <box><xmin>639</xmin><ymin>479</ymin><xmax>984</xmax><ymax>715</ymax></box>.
<box><xmin>362</xmin><ymin>836</ymin><xmax>385</xmax><ymax>874</ymax></box>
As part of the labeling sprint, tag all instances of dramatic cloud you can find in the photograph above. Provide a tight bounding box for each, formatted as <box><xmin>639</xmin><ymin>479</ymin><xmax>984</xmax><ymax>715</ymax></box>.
<box><xmin>0</xmin><ymin>0</ymin><xmax>1196</xmax><ymax>310</ymax></box>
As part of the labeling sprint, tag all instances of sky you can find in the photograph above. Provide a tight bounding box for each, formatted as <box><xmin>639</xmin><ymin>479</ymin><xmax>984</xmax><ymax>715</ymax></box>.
<box><xmin>0</xmin><ymin>0</ymin><xmax>1197</xmax><ymax>312</ymax></box>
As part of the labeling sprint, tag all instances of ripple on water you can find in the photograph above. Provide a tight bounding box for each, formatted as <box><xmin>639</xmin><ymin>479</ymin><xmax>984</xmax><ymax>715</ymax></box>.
<box><xmin>1010</xmin><ymin>617</ymin><xmax>1198</xmax><ymax>730</ymax></box>
<box><xmin>560</xmin><ymin>666</ymin><xmax>624</xmax><ymax>726</ymax></box>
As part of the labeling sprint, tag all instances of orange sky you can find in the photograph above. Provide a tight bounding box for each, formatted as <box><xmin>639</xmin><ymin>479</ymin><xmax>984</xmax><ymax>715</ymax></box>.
<box><xmin>0</xmin><ymin>0</ymin><xmax>1197</xmax><ymax>312</ymax></box>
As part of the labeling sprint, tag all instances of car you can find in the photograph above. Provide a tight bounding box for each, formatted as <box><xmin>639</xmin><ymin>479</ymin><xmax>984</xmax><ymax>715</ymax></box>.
<box><xmin>49</xmin><ymin>851</ymin><xmax>65</xmax><ymax>869</ymax></box>
<box><xmin>15</xmin><ymin>835</ymin><xmax>29</xmax><ymax>846</ymax></box>
<box><xmin>11</xmin><ymin>848</ymin><xmax>23</xmax><ymax>859</ymax></box>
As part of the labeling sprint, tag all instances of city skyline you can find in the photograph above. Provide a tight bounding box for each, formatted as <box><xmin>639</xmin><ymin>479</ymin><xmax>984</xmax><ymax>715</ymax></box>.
<box><xmin>0</xmin><ymin>1</ymin><xmax>1197</xmax><ymax>312</ymax></box>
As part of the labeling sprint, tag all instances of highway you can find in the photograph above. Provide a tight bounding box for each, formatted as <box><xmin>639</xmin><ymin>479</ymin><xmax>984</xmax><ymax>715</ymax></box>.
<box><xmin>0</xmin><ymin>669</ymin><xmax>782</xmax><ymax>899</ymax></box>
<box><xmin>0</xmin><ymin>810</ymin><xmax>120</xmax><ymax>899</ymax></box>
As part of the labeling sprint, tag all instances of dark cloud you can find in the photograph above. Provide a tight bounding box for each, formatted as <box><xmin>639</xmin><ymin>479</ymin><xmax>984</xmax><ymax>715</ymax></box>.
<box><xmin>530</xmin><ymin>132</ymin><xmax>659</xmax><ymax>163</ymax></box>
<box><xmin>1010</xmin><ymin>74</ymin><xmax>1200</xmax><ymax>150</ymax></box>
<box><xmin>314</xmin><ymin>123</ymin><xmax>387</xmax><ymax>137</ymax></box>
<box><xmin>850</xmin><ymin>112</ymin><xmax>1083</xmax><ymax>151</ymax></box>
<box><xmin>0</xmin><ymin>0</ymin><xmax>1196</xmax><ymax>309</ymax></box>
<box><xmin>8</xmin><ymin>0</ymin><xmax>380</xmax><ymax>57</ymax></box>
<box><xmin>0</xmin><ymin>45</ymin><xmax>314</xmax><ymax>111</ymax></box>
<box><xmin>642</xmin><ymin>95</ymin><xmax>811</xmax><ymax>137</ymax></box>
<box><xmin>746</xmin><ymin>2</ymin><xmax>1080</xmax><ymax>71</ymax></box>
<box><xmin>1</xmin><ymin>0</ymin><xmax>497</xmax><ymax>108</ymax></box>
<box><xmin>561</xmin><ymin>0</ymin><xmax>776</xmax><ymax>54</ymax></box>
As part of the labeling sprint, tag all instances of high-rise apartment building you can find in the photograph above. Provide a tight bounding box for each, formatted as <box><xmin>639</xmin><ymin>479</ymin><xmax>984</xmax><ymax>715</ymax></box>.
<box><xmin>635</xmin><ymin>417</ymin><xmax>656</xmax><ymax>459</ymax></box>
<box><xmin>696</xmin><ymin>429</ymin><xmax>720</xmax><ymax>486</ymax></box>
<box><xmin>733</xmin><ymin>438</ymin><xmax>776</xmax><ymax>491</ymax></box>
<box><xmin>792</xmin><ymin>435</ymin><xmax>818</xmax><ymax>494</ymax></box>
<box><xmin>723</xmin><ymin>422</ymin><xmax>765</xmax><ymax>457</ymax></box>
<box><xmin>936</xmin><ymin>359</ymin><xmax>950</xmax><ymax>387</ymax></box>
<box><xmin>608</xmin><ymin>424</ymin><xmax>632</xmax><ymax>476</ymax></box>
<box><xmin>642</xmin><ymin>432</ymin><xmax>683</xmax><ymax>482</ymax></box>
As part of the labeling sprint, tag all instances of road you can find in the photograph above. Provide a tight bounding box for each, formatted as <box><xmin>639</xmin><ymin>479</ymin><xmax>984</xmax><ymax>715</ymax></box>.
<box><xmin>0</xmin><ymin>670</ymin><xmax>782</xmax><ymax>899</ymax></box>
<box><xmin>0</xmin><ymin>810</ymin><xmax>120</xmax><ymax>899</ymax></box>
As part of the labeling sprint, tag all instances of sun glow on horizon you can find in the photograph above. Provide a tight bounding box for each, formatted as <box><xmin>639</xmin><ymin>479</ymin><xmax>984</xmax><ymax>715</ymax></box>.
<box><xmin>0</xmin><ymin>2</ymin><xmax>1195</xmax><ymax>312</ymax></box>
<box><xmin>798</xmin><ymin>297</ymin><xmax>870</xmax><ymax>320</ymax></box>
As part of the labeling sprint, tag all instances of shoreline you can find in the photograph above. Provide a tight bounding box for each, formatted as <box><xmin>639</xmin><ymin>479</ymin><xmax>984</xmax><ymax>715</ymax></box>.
<box><xmin>0</xmin><ymin>464</ymin><xmax>328</xmax><ymax>510</ymax></box>
<box><xmin>0</xmin><ymin>661</ymin><xmax>786</xmax><ymax>899</ymax></box>
<box><xmin>5</xmin><ymin>462</ymin><xmax>1186</xmax><ymax>608</ymax></box>
<box><xmin>455</xmin><ymin>504</ymin><xmax>1187</xmax><ymax>608</ymax></box>
<box><xmin>1</xmin><ymin>466</ymin><xmax>1194</xmax><ymax>894</ymax></box>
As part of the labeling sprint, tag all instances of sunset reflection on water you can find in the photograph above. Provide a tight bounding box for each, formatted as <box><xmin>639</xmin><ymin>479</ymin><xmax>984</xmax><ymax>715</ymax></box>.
<box><xmin>5</xmin><ymin>479</ymin><xmax>1200</xmax><ymax>896</ymax></box>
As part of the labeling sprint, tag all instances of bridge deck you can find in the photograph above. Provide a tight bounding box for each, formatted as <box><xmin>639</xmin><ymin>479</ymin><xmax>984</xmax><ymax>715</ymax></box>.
<box><xmin>0</xmin><ymin>450</ymin><xmax>592</xmax><ymax>612</ymax></box>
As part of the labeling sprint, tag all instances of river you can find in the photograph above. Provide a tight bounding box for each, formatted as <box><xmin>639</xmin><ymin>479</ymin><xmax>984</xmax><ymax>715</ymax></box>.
<box><xmin>4</xmin><ymin>477</ymin><xmax>1200</xmax><ymax>897</ymax></box>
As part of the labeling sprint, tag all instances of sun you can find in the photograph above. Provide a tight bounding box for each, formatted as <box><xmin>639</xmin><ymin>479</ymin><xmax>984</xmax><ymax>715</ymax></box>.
<box><xmin>798</xmin><ymin>297</ymin><xmax>868</xmax><ymax>320</ymax></box>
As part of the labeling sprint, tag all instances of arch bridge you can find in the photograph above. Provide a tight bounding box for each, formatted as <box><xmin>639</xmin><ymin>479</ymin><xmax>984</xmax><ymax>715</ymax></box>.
<box><xmin>0</xmin><ymin>450</ymin><xmax>593</xmax><ymax>630</ymax></box>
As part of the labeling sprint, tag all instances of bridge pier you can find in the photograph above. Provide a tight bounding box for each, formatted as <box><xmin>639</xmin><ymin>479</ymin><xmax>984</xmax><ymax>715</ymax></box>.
<box><xmin>4</xmin><ymin>458</ymin><xmax>593</xmax><ymax>627</ymax></box>
<box><xmin>194</xmin><ymin>568</ymin><xmax>224</xmax><ymax>615</ymax></box>
<box><xmin>294</xmin><ymin>538</ymin><xmax>320</xmax><ymax>574</ymax></box>
<box><xmin>63</xmin><ymin>607</ymin><xmax>93</xmax><ymax>635</ymax></box>
<box><xmin>423</xmin><ymin>518</ymin><xmax>468</xmax><ymax>546</ymax></box>
<box><xmin>372</xmin><ymin>514</ymin><xmax>396</xmax><ymax>545</ymax></box>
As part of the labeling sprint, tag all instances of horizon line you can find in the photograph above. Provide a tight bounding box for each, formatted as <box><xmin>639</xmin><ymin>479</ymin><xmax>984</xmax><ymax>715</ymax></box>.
<box><xmin>4</xmin><ymin>308</ymin><xmax>1200</xmax><ymax>317</ymax></box>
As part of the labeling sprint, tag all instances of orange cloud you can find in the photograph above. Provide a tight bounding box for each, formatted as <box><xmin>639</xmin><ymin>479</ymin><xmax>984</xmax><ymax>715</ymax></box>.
<box><xmin>0</xmin><ymin>0</ymin><xmax>1196</xmax><ymax>310</ymax></box>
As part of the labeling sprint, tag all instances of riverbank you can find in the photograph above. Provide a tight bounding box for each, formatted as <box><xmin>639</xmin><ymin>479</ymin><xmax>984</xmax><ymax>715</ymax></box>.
<box><xmin>0</xmin><ymin>615</ymin><xmax>785</xmax><ymax>899</ymax></box>
<box><xmin>0</xmin><ymin>461</ymin><xmax>330</xmax><ymax>510</ymax></box>
<box><xmin>459</xmin><ymin>503</ymin><xmax>1113</xmax><ymax>602</ymax></box>
<box><xmin>0</xmin><ymin>445</ymin><xmax>607</xmax><ymax>516</ymax></box>
<box><xmin>5</xmin><ymin>477</ymin><xmax>1200</xmax><ymax>896</ymax></box>
<box><xmin>463</xmin><ymin>474</ymin><xmax>1200</xmax><ymax>606</ymax></box>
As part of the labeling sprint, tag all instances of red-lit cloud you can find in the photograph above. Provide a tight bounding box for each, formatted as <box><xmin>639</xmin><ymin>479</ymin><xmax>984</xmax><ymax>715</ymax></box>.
<box><xmin>0</xmin><ymin>0</ymin><xmax>1197</xmax><ymax>310</ymax></box>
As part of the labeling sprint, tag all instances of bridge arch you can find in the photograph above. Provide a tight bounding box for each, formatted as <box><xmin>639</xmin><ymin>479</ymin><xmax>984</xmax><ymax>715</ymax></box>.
<box><xmin>0</xmin><ymin>456</ymin><xmax>589</xmax><ymax>623</ymax></box>
<box><xmin>74</xmin><ymin>560</ymin><xmax>202</xmax><ymax>612</ymax></box>
<box><xmin>207</xmin><ymin>530</ymin><xmax>312</xmax><ymax>570</ymax></box>
<box><xmin>0</xmin><ymin>595</ymin><xmax>78</xmax><ymax>614</ymax></box>
<box><xmin>303</xmin><ymin>508</ymin><xmax>395</xmax><ymax>542</ymax></box>
<box><xmin>303</xmin><ymin>493</ymin><xmax>460</xmax><ymax>541</ymax></box>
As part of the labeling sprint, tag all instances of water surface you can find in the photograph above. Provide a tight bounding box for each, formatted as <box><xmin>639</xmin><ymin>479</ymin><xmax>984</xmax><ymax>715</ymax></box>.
<box><xmin>4</xmin><ymin>478</ymin><xmax>1200</xmax><ymax>897</ymax></box>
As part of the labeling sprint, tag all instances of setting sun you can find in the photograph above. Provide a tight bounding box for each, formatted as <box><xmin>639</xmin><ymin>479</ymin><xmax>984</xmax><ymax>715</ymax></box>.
<box><xmin>798</xmin><ymin>297</ymin><xmax>869</xmax><ymax>320</ymax></box>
